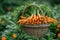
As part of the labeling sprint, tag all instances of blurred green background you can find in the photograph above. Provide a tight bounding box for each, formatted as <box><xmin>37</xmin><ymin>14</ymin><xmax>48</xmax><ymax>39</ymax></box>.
<box><xmin>0</xmin><ymin>0</ymin><xmax>60</xmax><ymax>14</ymax></box>
<box><xmin>0</xmin><ymin>0</ymin><xmax>60</xmax><ymax>40</ymax></box>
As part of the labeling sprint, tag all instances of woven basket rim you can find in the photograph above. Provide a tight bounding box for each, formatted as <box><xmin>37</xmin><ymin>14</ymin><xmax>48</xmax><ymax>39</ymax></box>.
<box><xmin>21</xmin><ymin>24</ymin><xmax>50</xmax><ymax>28</ymax></box>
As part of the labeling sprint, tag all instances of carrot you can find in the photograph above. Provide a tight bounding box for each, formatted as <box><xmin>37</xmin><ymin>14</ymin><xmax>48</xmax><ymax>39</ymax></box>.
<box><xmin>57</xmin><ymin>24</ymin><xmax>60</xmax><ymax>28</ymax></box>
<box><xmin>18</xmin><ymin>14</ymin><xmax>58</xmax><ymax>25</ymax></box>
<box><xmin>58</xmin><ymin>33</ymin><xmax>60</xmax><ymax>38</ymax></box>
<box><xmin>20</xmin><ymin>16</ymin><xmax>26</xmax><ymax>19</ymax></box>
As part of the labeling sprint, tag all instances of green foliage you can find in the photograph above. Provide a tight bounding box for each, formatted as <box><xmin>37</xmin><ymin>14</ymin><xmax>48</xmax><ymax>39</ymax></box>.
<box><xmin>0</xmin><ymin>0</ymin><xmax>60</xmax><ymax>40</ymax></box>
<box><xmin>54</xmin><ymin>5</ymin><xmax>60</xmax><ymax>19</ymax></box>
<box><xmin>12</xmin><ymin>3</ymin><xmax>58</xmax><ymax>23</ymax></box>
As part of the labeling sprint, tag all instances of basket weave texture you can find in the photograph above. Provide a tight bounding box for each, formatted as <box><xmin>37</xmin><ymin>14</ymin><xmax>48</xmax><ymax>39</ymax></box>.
<box><xmin>21</xmin><ymin>4</ymin><xmax>50</xmax><ymax>38</ymax></box>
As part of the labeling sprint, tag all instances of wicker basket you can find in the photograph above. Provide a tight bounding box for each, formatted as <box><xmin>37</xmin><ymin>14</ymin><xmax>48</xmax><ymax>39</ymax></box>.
<box><xmin>21</xmin><ymin>4</ymin><xmax>50</xmax><ymax>38</ymax></box>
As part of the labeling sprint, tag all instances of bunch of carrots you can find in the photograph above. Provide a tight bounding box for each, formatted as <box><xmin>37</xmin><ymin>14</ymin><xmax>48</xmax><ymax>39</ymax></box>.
<box><xmin>18</xmin><ymin>14</ymin><xmax>57</xmax><ymax>25</ymax></box>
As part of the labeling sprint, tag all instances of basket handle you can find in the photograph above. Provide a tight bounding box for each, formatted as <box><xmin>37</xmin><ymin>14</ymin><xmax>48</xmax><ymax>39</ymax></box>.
<box><xmin>22</xmin><ymin>4</ymin><xmax>44</xmax><ymax>16</ymax></box>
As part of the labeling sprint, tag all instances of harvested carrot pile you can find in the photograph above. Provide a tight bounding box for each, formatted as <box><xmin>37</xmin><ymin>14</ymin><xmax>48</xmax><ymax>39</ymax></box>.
<box><xmin>18</xmin><ymin>14</ymin><xmax>57</xmax><ymax>25</ymax></box>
